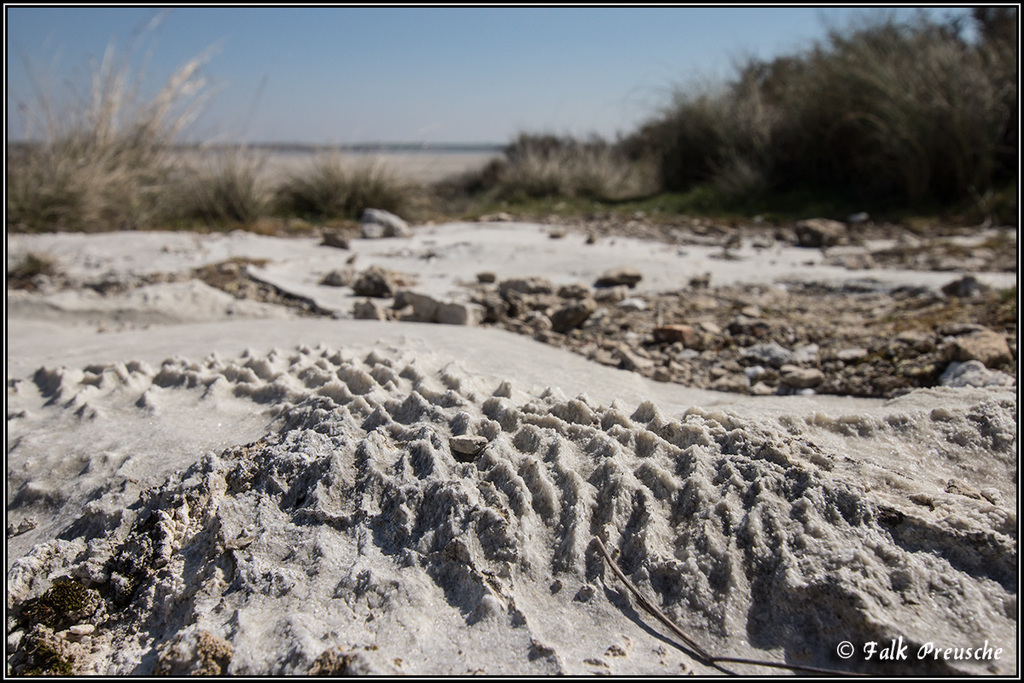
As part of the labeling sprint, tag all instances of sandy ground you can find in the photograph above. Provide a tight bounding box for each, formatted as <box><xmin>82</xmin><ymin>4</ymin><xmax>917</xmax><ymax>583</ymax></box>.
<box><xmin>6</xmin><ymin>220</ymin><xmax>1018</xmax><ymax>675</ymax></box>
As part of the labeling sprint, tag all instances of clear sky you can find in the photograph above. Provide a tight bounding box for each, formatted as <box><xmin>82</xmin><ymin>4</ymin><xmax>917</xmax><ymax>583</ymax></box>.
<box><xmin>6</xmin><ymin>5</ymin><xmax>974</xmax><ymax>145</ymax></box>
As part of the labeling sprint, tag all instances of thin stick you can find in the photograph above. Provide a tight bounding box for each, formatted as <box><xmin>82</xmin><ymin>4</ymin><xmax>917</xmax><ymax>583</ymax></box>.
<box><xmin>593</xmin><ymin>537</ymin><xmax>862</xmax><ymax>677</ymax></box>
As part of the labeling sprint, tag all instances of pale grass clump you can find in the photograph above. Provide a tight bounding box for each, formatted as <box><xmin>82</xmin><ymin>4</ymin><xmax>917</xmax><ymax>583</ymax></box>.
<box><xmin>171</xmin><ymin>148</ymin><xmax>270</xmax><ymax>226</ymax></box>
<box><xmin>489</xmin><ymin>134</ymin><xmax>655</xmax><ymax>202</ymax></box>
<box><xmin>7</xmin><ymin>40</ymin><xmax>215</xmax><ymax>232</ymax></box>
<box><xmin>275</xmin><ymin>153</ymin><xmax>410</xmax><ymax>220</ymax></box>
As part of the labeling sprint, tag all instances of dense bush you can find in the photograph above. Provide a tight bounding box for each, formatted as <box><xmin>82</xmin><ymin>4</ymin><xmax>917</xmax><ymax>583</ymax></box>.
<box><xmin>622</xmin><ymin>10</ymin><xmax>1018</xmax><ymax>207</ymax></box>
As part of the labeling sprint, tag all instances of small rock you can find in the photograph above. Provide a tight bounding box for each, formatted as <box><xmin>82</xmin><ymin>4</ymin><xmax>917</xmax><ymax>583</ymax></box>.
<box><xmin>320</xmin><ymin>268</ymin><xmax>355</xmax><ymax>287</ymax></box>
<box><xmin>846</xmin><ymin>212</ymin><xmax>871</xmax><ymax>224</ymax></box>
<box><xmin>436</xmin><ymin>302</ymin><xmax>484</xmax><ymax>326</ymax></box>
<box><xmin>557</xmin><ymin>283</ymin><xmax>590</xmax><ymax>300</ymax></box>
<box><xmin>499</xmin><ymin>277</ymin><xmax>554</xmax><ymax>297</ymax></box>
<box><xmin>548</xmin><ymin>228</ymin><xmax>567</xmax><ymax>239</ymax></box>
<box><xmin>67</xmin><ymin>624</ymin><xmax>95</xmax><ymax>639</ymax></box>
<box><xmin>476</xmin><ymin>272</ymin><xmax>497</xmax><ymax>284</ymax></box>
<box><xmin>741</xmin><ymin>342</ymin><xmax>792</xmax><ymax>369</ymax></box>
<box><xmin>593</xmin><ymin>285</ymin><xmax>628</xmax><ymax>304</ymax></box>
<box><xmin>7</xmin><ymin>518</ymin><xmax>37</xmax><ymax>537</ymax></box>
<box><xmin>320</xmin><ymin>229</ymin><xmax>351</xmax><ymax>249</ymax></box>
<box><xmin>949</xmin><ymin>329</ymin><xmax>1012</xmax><ymax>367</ymax></box>
<box><xmin>941</xmin><ymin>274</ymin><xmax>989</xmax><ymax>299</ymax></box>
<box><xmin>353</xmin><ymin>299</ymin><xmax>387</xmax><ymax>321</ymax></box>
<box><xmin>750</xmin><ymin>381</ymin><xmax>775</xmax><ymax>396</ymax></box>
<box><xmin>794</xmin><ymin>218</ymin><xmax>846</xmax><ymax>248</ymax></box>
<box><xmin>614</xmin><ymin>347</ymin><xmax>654</xmax><ymax>372</ymax></box>
<box><xmin>689</xmin><ymin>272</ymin><xmax>712</xmax><ymax>289</ymax></box>
<box><xmin>744</xmin><ymin>365</ymin><xmax>767</xmax><ymax>381</ymax></box>
<box><xmin>595</xmin><ymin>267</ymin><xmax>642</xmax><ymax>288</ymax></box>
<box><xmin>478</xmin><ymin>212</ymin><xmax>512</xmax><ymax>222</ymax></box>
<box><xmin>710</xmin><ymin>373</ymin><xmax>751</xmax><ymax>392</ymax></box>
<box><xmin>836</xmin><ymin>347</ymin><xmax>869</xmax><ymax>362</ymax></box>
<box><xmin>450</xmin><ymin>435</ymin><xmax>488</xmax><ymax>459</ymax></box>
<box><xmin>940</xmin><ymin>360</ymin><xmax>1015</xmax><ymax>388</ymax></box>
<box><xmin>352</xmin><ymin>265</ymin><xmax>399</xmax><ymax>298</ymax></box>
<box><xmin>653</xmin><ymin>325</ymin><xmax>698</xmax><ymax>347</ymax></box>
<box><xmin>523</xmin><ymin>311</ymin><xmax>553</xmax><ymax>331</ymax></box>
<box><xmin>779</xmin><ymin>365</ymin><xmax>824</xmax><ymax>389</ymax></box>
<box><xmin>361</xmin><ymin>208</ymin><xmax>410</xmax><ymax>238</ymax></box>
<box><xmin>792</xmin><ymin>344</ymin><xmax>820</xmax><ymax>364</ymax></box>
<box><xmin>617</xmin><ymin>297</ymin><xmax>647</xmax><ymax>311</ymax></box>
<box><xmin>550</xmin><ymin>300</ymin><xmax>596</xmax><ymax>334</ymax></box>
<box><xmin>402</xmin><ymin>291</ymin><xmax>441</xmax><ymax>321</ymax></box>
<box><xmin>574</xmin><ymin>584</ymin><xmax>596</xmax><ymax>602</ymax></box>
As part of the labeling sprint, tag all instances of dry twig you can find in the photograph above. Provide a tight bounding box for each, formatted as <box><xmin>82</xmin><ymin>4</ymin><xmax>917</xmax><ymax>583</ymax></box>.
<box><xmin>593</xmin><ymin>537</ymin><xmax>862</xmax><ymax>676</ymax></box>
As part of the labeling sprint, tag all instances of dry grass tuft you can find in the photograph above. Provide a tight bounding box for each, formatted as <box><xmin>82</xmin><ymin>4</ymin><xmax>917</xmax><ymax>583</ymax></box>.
<box><xmin>7</xmin><ymin>38</ymin><xmax>216</xmax><ymax>232</ymax></box>
<box><xmin>274</xmin><ymin>153</ymin><xmax>411</xmax><ymax>220</ymax></box>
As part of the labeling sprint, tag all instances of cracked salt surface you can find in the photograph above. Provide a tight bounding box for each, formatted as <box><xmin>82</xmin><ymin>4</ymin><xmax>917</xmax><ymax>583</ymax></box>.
<box><xmin>7</xmin><ymin>336</ymin><xmax>1016</xmax><ymax>675</ymax></box>
<box><xmin>6</xmin><ymin>226</ymin><xmax>1017</xmax><ymax>675</ymax></box>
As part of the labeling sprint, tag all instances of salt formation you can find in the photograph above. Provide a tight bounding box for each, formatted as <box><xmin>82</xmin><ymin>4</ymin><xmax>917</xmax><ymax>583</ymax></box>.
<box><xmin>6</xmin><ymin>345</ymin><xmax>1017</xmax><ymax>675</ymax></box>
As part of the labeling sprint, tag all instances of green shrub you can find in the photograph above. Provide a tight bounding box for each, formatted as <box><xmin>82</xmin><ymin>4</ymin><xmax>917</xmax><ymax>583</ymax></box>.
<box><xmin>624</xmin><ymin>10</ymin><xmax>1017</xmax><ymax>209</ymax></box>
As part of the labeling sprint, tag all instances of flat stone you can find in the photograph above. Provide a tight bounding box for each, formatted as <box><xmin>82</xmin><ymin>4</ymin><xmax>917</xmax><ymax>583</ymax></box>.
<box><xmin>779</xmin><ymin>365</ymin><xmax>824</xmax><ymax>389</ymax></box>
<box><xmin>436</xmin><ymin>302</ymin><xmax>484</xmax><ymax>326</ymax></box>
<box><xmin>593</xmin><ymin>286</ymin><xmax>628</xmax><ymax>303</ymax></box>
<box><xmin>557</xmin><ymin>283</ymin><xmax>590</xmax><ymax>300</ymax></box>
<box><xmin>794</xmin><ymin>218</ymin><xmax>846</xmax><ymax>248</ymax></box>
<box><xmin>352</xmin><ymin>299</ymin><xmax>387</xmax><ymax>321</ymax></box>
<box><xmin>403</xmin><ymin>291</ymin><xmax>441</xmax><ymax>322</ymax></box>
<box><xmin>320</xmin><ymin>229</ymin><xmax>351</xmax><ymax>249</ymax></box>
<box><xmin>836</xmin><ymin>347</ymin><xmax>869</xmax><ymax>362</ymax></box>
<box><xmin>741</xmin><ymin>342</ymin><xmax>792</xmax><ymax>369</ymax></box>
<box><xmin>352</xmin><ymin>266</ymin><xmax>396</xmax><ymax>298</ymax></box>
<box><xmin>450</xmin><ymin>435</ymin><xmax>488</xmax><ymax>458</ymax></box>
<box><xmin>499</xmin><ymin>277</ymin><xmax>554</xmax><ymax>297</ymax></box>
<box><xmin>320</xmin><ymin>268</ymin><xmax>355</xmax><ymax>288</ymax></box>
<box><xmin>550</xmin><ymin>300</ymin><xmax>596</xmax><ymax>334</ymax></box>
<box><xmin>617</xmin><ymin>298</ymin><xmax>647</xmax><ymax>311</ymax></box>
<box><xmin>710</xmin><ymin>373</ymin><xmax>751</xmax><ymax>393</ymax></box>
<box><xmin>614</xmin><ymin>346</ymin><xmax>654</xmax><ymax>372</ymax></box>
<box><xmin>941</xmin><ymin>275</ymin><xmax>990</xmax><ymax>299</ymax></box>
<box><xmin>595</xmin><ymin>267</ymin><xmax>642</xmax><ymax>288</ymax></box>
<box><xmin>950</xmin><ymin>329</ymin><xmax>1012</xmax><ymax>367</ymax></box>
<box><xmin>940</xmin><ymin>360</ymin><xmax>1015</xmax><ymax>388</ymax></box>
<box><xmin>653</xmin><ymin>324</ymin><xmax>698</xmax><ymax>347</ymax></box>
<box><xmin>361</xmin><ymin>208</ymin><xmax>409</xmax><ymax>238</ymax></box>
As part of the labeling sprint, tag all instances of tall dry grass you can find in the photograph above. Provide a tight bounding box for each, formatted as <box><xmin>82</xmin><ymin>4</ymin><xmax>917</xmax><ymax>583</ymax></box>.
<box><xmin>7</xmin><ymin>41</ymin><xmax>216</xmax><ymax>232</ymax></box>
<box><xmin>171</xmin><ymin>148</ymin><xmax>270</xmax><ymax>226</ymax></box>
<box><xmin>623</xmin><ymin>10</ymin><xmax>1017</xmax><ymax>208</ymax></box>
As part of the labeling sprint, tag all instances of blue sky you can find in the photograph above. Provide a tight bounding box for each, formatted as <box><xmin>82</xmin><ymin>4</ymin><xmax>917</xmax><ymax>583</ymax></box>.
<box><xmin>7</xmin><ymin>6</ymin><xmax>974</xmax><ymax>145</ymax></box>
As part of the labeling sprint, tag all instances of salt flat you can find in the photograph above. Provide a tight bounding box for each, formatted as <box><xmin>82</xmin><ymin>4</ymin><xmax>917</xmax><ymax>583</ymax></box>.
<box><xmin>6</xmin><ymin>223</ymin><xmax>1017</xmax><ymax>675</ymax></box>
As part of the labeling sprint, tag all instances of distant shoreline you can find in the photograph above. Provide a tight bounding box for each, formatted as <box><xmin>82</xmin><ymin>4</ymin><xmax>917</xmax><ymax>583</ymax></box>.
<box><xmin>7</xmin><ymin>140</ymin><xmax>506</xmax><ymax>155</ymax></box>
